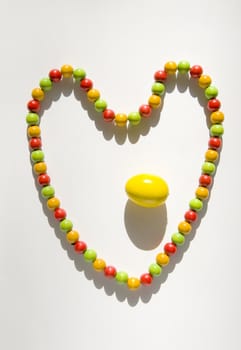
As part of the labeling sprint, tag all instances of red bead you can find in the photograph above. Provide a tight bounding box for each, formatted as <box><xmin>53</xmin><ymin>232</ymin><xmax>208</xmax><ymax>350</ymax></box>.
<box><xmin>80</xmin><ymin>78</ymin><xmax>93</xmax><ymax>91</ymax></box>
<box><xmin>49</xmin><ymin>69</ymin><xmax>62</xmax><ymax>82</ymax></box>
<box><xmin>104</xmin><ymin>266</ymin><xmax>117</xmax><ymax>278</ymax></box>
<box><xmin>140</xmin><ymin>273</ymin><xmax>153</xmax><ymax>285</ymax></box>
<box><xmin>29</xmin><ymin>137</ymin><xmax>42</xmax><ymax>149</ymax></box>
<box><xmin>27</xmin><ymin>99</ymin><xmax>40</xmax><ymax>112</ymax></box>
<box><xmin>74</xmin><ymin>241</ymin><xmax>87</xmax><ymax>253</ymax></box>
<box><xmin>154</xmin><ymin>70</ymin><xmax>168</xmax><ymax>81</ymax></box>
<box><xmin>208</xmin><ymin>137</ymin><xmax>222</xmax><ymax>150</ymax></box>
<box><xmin>54</xmin><ymin>208</ymin><xmax>67</xmax><ymax>220</ymax></box>
<box><xmin>184</xmin><ymin>210</ymin><xmax>198</xmax><ymax>222</ymax></box>
<box><xmin>164</xmin><ymin>242</ymin><xmax>177</xmax><ymax>255</ymax></box>
<box><xmin>199</xmin><ymin>174</ymin><xmax>212</xmax><ymax>187</ymax></box>
<box><xmin>139</xmin><ymin>104</ymin><xmax>152</xmax><ymax>118</ymax></box>
<box><xmin>38</xmin><ymin>173</ymin><xmax>51</xmax><ymax>186</ymax></box>
<box><xmin>207</xmin><ymin>98</ymin><xmax>221</xmax><ymax>111</ymax></box>
<box><xmin>190</xmin><ymin>65</ymin><xmax>203</xmax><ymax>78</ymax></box>
<box><xmin>103</xmin><ymin>109</ymin><xmax>115</xmax><ymax>122</ymax></box>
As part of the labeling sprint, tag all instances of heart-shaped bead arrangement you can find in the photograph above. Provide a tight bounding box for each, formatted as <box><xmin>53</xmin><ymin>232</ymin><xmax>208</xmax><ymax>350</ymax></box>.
<box><xmin>26</xmin><ymin>60</ymin><xmax>224</xmax><ymax>290</ymax></box>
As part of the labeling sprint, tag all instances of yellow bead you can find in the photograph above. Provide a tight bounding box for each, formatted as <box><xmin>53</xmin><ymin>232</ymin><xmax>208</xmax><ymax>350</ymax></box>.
<box><xmin>61</xmin><ymin>64</ymin><xmax>73</xmax><ymax>78</ymax></box>
<box><xmin>164</xmin><ymin>61</ymin><xmax>177</xmax><ymax>74</ymax></box>
<box><xmin>156</xmin><ymin>252</ymin><xmax>170</xmax><ymax>266</ymax></box>
<box><xmin>115</xmin><ymin>113</ymin><xmax>128</xmax><ymax>127</ymax></box>
<box><xmin>205</xmin><ymin>149</ymin><xmax>219</xmax><ymax>162</ymax></box>
<box><xmin>27</xmin><ymin>125</ymin><xmax>41</xmax><ymax>137</ymax></box>
<box><xmin>47</xmin><ymin>197</ymin><xmax>60</xmax><ymax>210</ymax></box>
<box><xmin>195</xmin><ymin>186</ymin><xmax>209</xmax><ymax>200</ymax></box>
<box><xmin>66</xmin><ymin>230</ymin><xmax>79</xmax><ymax>244</ymax></box>
<box><xmin>33</xmin><ymin>162</ymin><xmax>47</xmax><ymax>174</ymax></box>
<box><xmin>93</xmin><ymin>258</ymin><xmax>106</xmax><ymax>271</ymax></box>
<box><xmin>87</xmin><ymin>89</ymin><xmax>100</xmax><ymax>102</ymax></box>
<box><xmin>148</xmin><ymin>95</ymin><xmax>161</xmax><ymax>109</ymax></box>
<box><xmin>198</xmin><ymin>75</ymin><xmax>212</xmax><ymax>88</ymax></box>
<box><xmin>210</xmin><ymin>111</ymin><xmax>224</xmax><ymax>124</ymax></box>
<box><xmin>178</xmin><ymin>221</ymin><xmax>192</xmax><ymax>235</ymax></box>
<box><xmin>32</xmin><ymin>87</ymin><xmax>45</xmax><ymax>101</ymax></box>
<box><xmin>127</xmin><ymin>277</ymin><xmax>140</xmax><ymax>289</ymax></box>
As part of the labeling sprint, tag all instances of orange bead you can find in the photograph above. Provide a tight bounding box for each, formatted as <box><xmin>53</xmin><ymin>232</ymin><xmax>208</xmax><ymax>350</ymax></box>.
<box><xmin>156</xmin><ymin>252</ymin><xmax>170</xmax><ymax>266</ymax></box>
<box><xmin>61</xmin><ymin>64</ymin><xmax>73</xmax><ymax>78</ymax></box>
<box><xmin>148</xmin><ymin>95</ymin><xmax>161</xmax><ymax>109</ymax></box>
<box><xmin>178</xmin><ymin>221</ymin><xmax>192</xmax><ymax>235</ymax></box>
<box><xmin>33</xmin><ymin>162</ymin><xmax>47</xmax><ymax>174</ymax></box>
<box><xmin>47</xmin><ymin>197</ymin><xmax>60</xmax><ymax>210</ymax></box>
<box><xmin>93</xmin><ymin>258</ymin><xmax>106</xmax><ymax>271</ymax></box>
<box><xmin>115</xmin><ymin>113</ymin><xmax>128</xmax><ymax>127</ymax></box>
<box><xmin>205</xmin><ymin>149</ymin><xmax>219</xmax><ymax>162</ymax></box>
<box><xmin>210</xmin><ymin>111</ymin><xmax>224</xmax><ymax>123</ymax></box>
<box><xmin>195</xmin><ymin>186</ymin><xmax>209</xmax><ymax>200</ymax></box>
<box><xmin>127</xmin><ymin>277</ymin><xmax>140</xmax><ymax>289</ymax></box>
<box><xmin>164</xmin><ymin>61</ymin><xmax>177</xmax><ymax>74</ymax></box>
<box><xmin>87</xmin><ymin>89</ymin><xmax>100</xmax><ymax>102</ymax></box>
<box><xmin>66</xmin><ymin>230</ymin><xmax>79</xmax><ymax>244</ymax></box>
<box><xmin>198</xmin><ymin>75</ymin><xmax>212</xmax><ymax>88</ymax></box>
<box><xmin>27</xmin><ymin>125</ymin><xmax>41</xmax><ymax>137</ymax></box>
<box><xmin>32</xmin><ymin>87</ymin><xmax>45</xmax><ymax>101</ymax></box>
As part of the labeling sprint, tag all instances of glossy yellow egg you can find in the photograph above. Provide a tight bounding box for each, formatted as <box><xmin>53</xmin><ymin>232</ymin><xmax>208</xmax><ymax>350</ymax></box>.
<box><xmin>125</xmin><ymin>174</ymin><xmax>169</xmax><ymax>208</ymax></box>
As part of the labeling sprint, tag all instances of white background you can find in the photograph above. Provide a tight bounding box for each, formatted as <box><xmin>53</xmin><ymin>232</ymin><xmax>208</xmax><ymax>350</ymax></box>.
<box><xmin>1</xmin><ymin>0</ymin><xmax>241</xmax><ymax>349</ymax></box>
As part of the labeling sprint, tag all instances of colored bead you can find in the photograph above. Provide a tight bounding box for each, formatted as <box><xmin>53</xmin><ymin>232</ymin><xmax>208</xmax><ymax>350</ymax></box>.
<box><xmin>164</xmin><ymin>61</ymin><xmax>177</xmax><ymax>74</ymax></box>
<box><xmin>33</xmin><ymin>162</ymin><xmax>47</xmax><ymax>174</ymax></box>
<box><xmin>74</xmin><ymin>241</ymin><xmax>87</xmax><ymax>254</ymax></box>
<box><xmin>27</xmin><ymin>100</ymin><xmax>40</xmax><ymax>112</ymax></box>
<box><xmin>149</xmin><ymin>263</ymin><xmax>162</xmax><ymax>276</ymax></box>
<box><xmin>156</xmin><ymin>252</ymin><xmax>170</xmax><ymax>266</ymax></box>
<box><xmin>164</xmin><ymin>242</ymin><xmax>177</xmax><ymax>255</ymax></box>
<box><xmin>38</xmin><ymin>173</ymin><xmax>51</xmax><ymax>186</ymax></box>
<box><xmin>115</xmin><ymin>271</ymin><xmax>128</xmax><ymax>284</ymax></box>
<box><xmin>39</xmin><ymin>78</ymin><xmax>53</xmax><ymax>92</ymax></box>
<box><xmin>128</xmin><ymin>112</ymin><xmax>141</xmax><ymax>126</ymax></box>
<box><xmin>49</xmin><ymin>69</ymin><xmax>62</xmax><ymax>82</ymax></box>
<box><xmin>73</xmin><ymin>68</ymin><xmax>86</xmax><ymax>80</ymax></box>
<box><xmin>139</xmin><ymin>104</ymin><xmax>152</xmax><ymax>118</ymax></box>
<box><xmin>80</xmin><ymin>78</ymin><xmax>93</xmax><ymax>91</ymax></box>
<box><xmin>115</xmin><ymin>113</ymin><xmax>128</xmax><ymax>127</ymax></box>
<box><xmin>47</xmin><ymin>197</ymin><xmax>60</xmax><ymax>210</ymax></box>
<box><xmin>208</xmin><ymin>137</ymin><xmax>222</xmax><ymax>150</ymax></box>
<box><xmin>26</xmin><ymin>112</ymin><xmax>39</xmax><ymax>125</ymax></box>
<box><xmin>151</xmin><ymin>82</ymin><xmax>165</xmax><ymax>96</ymax></box>
<box><xmin>103</xmin><ymin>109</ymin><xmax>115</xmax><ymax>122</ymax></box>
<box><xmin>199</xmin><ymin>174</ymin><xmax>212</xmax><ymax>187</ymax></box>
<box><xmin>184</xmin><ymin>210</ymin><xmax>198</xmax><ymax>222</ymax></box>
<box><xmin>202</xmin><ymin>161</ymin><xmax>216</xmax><ymax>174</ymax></box>
<box><xmin>59</xmin><ymin>219</ymin><xmax>73</xmax><ymax>232</ymax></box>
<box><xmin>54</xmin><ymin>208</ymin><xmax>67</xmax><ymax>220</ymax></box>
<box><xmin>125</xmin><ymin>174</ymin><xmax>169</xmax><ymax>208</ymax></box>
<box><xmin>93</xmin><ymin>258</ymin><xmax>106</xmax><ymax>271</ymax></box>
<box><xmin>83</xmin><ymin>249</ymin><xmax>97</xmax><ymax>262</ymax></box>
<box><xmin>178</xmin><ymin>221</ymin><xmax>192</xmax><ymax>235</ymax></box>
<box><xmin>205</xmin><ymin>86</ymin><xmax>218</xmax><ymax>100</ymax></box>
<box><xmin>32</xmin><ymin>88</ymin><xmax>45</xmax><ymax>101</ymax></box>
<box><xmin>94</xmin><ymin>99</ymin><xmax>107</xmax><ymax>112</ymax></box>
<box><xmin>210</xmin><ymin>124</ymin><xmax>224</xmax><ymax>137</ymax></box>
<box><xmin>87</xmin><ymin>89</ymin><xmax>100</xmax><ymax>102</ymax></box>
<box><xmin>29</xmin><ymin>137</ymin><xmax>42</xmax><ymax>149</ymax></box>
<box><xmin>190</xmin><ymin>65</ymin><xmax>203</xmax><ymax>78</ymax></box>
<box><xmin>198</xmin><ymin>75</ymin><xmax>212</xmax><ymax>88</ymax></box>
<box><xmin>195</xmin><ymin>186</ymin><xmax>209</xmax><ymax>200</ymax></box>
<box><xmin>205</xmin><ymin>149</ymin><xmax>219</xmax><ymax>162</ymax></box>
<box><xmin>210</xmin><ymin>111</ymin><xmax>224</xmax><ymax>124</ymax></box>
<box><xmin>177</xmin><ymin>60</ymin><xmax>190</xmax><ymax>74</ymax></box>
<box><xmin>154</xmin><ymin>70</ymin><xmax>167</xmax><ymax>81</ymax></box>
<box><xmin>41</xmin><ymin>185</ymin><xmax>55</xmax><ymax>199</ymax></box>
<box><xmin>66</xmin><ymin>230</ymin><xmax>79</xmax><ymax>244</ymax></box>
<box><xmin>148</xmin><ymin>95</ymin><xmax>161</xmax><ymax>109</ymax></box>
<box><xmin>31</xmin><ymin>150</ymin><xmax>44</xmax><ymax>163</ymax></box>
<box><xmin>61</xmin><ymin>64</ymin><xmax>73</xmax><ymax>78</ymax></box>
<box><xmin>140</xmin><ymin>273</ymin><xmax>153</xmax><ymax>285</ymax></box>
<box><xmin>104</xmin><ymin>266</ymin><xmax>117</xmax><ymax>278</ymax></box>
<box><xmin>27</xmin><ymin>125</ymin><xmax>41</xmax><ymax>138</ymax></box>
<box><xmin>171</xmin><ymin>232</ymin><xmax>185</xmax><ymax>246</ymax></box>
<box><xmin>189</xmin><ymin>198</ymin><xmax>203</xmax><ymax>211</ymax></box>
<box><xmin>207</xmin><ymin>98</ymin><xmax>221</xmax><ymax>111</ymax></box>
<box><xmin>127</xmin><ymin>277</ymin><xmax>140</xmax><ymax>289</ymax></box>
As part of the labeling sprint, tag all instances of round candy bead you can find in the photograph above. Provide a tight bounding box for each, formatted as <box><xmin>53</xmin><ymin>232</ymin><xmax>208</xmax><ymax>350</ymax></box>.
<box><xmin>29</xmin><ymin>137</ymin><xmax>42</xmax><ymax>149</ymax></box>
<box><xmin>202</xmin><ymin>161</ymin><xmax>216</xmax><ymax>174</ymax></box>
<box><xmin>54</xmin><ymin>208</ymin><xmax>67</xmax><ymax>220</ymax></box>
<box><xmin>210</xmin><ymin>111</ymin><xmax>224</xmax><ymax>124</ymax></box>
<box><xmin>208</xmin><ymin>137</ymin><xmax>222</xmax><ymax>150</ymax></box>
<box><xmin>32</xmin><ymin>88</ymin><xmax>45</xmax><ymax>101</ymax></box>
<box><xmin>148</xmin><ymin>95</ymin><xmax>161</xmax><ymax>109</ymax></box>
<box><xmin>103</xmin><ymin>109</ymin><xmax>115</xmax><ymax>122</ymax></box>
<box><xmin>115</xmin><ymin>271</ymin><xmax>128</xmax><ymax>284</ymax></box>
<box><xmin>199</xmin><ymin>174</ymin><xmax>212</xmax><ymax>187</ymax></box>
<box><xmin>127</xmin><ymin>277</ymin><xmax>140</xmax><ymax>289</ymax></box>
<box><xmin>177</xmin><ymin>60</ymin><xmax>190</xmax><ymax>74</ymax></box>
<box><xmin>115</xmin><ymin>113</ymin><xmax>128</xmax><ymax>127</ymax></box>
<box><xmin>156</xmin><ymin>252</ymin><xmax>170</xmax><ymax>266</ymax></box>
<box><xmin>164</xmin><ymin>242</ymin><xmax>177</xmax><ymax>255</ymax></box>
<box><xmin>189</xmin><ymin>198</ymin><xmax>203</xmax><ymax>211</ymax></box>
<box><xmin>61</xmin><ymin>64</ymin><xmax>73</xmax><ymax>78</ymax></box>
<box><xmin>74</xmin><ymin>240</ymin><xmax>87</xmax><ymax>254</ymax></box>
<box><xmin>93</xmin><ymin>258</ymin><xmax>106</xmax><ymax>271</ymax></box>
<box><xmin>195</xmin><ymin>186</ymin><xmax>209</xmax><ymax>200</ymax></box>
<box><xmin>171</xmin><ymin>232</ymin><xmax>185</xmax><ymax>246</ymax></box>
<box><xmin>27</xmin><ymin>126</ymin><xmax>41</xmax><ymax>138</ymax></box>
<box><xmin>198</xmin><ymin>75</ymin><xmax>212</xmax><ymax>88</ymax></box>
<box><xmin>33</xmin><ymin>162</ymin><xmax>47</xmax><ymax>174</ymax></box>
<box><xmin>66</xmin><ymin>230</ymin><xmax>79</xmax><ymax>244</ymax></box>
<box><xmin>73</xmin><ymin>68</ymin><xmax>86</xmax><ymax>80</ymax></box>
<box><xmin>178</xmin><ymin>221</ymin><xmax>192</xmax><ymax>235</ymax></box>
<box><xmin>59</xmin><ymin>219</ymin><xmax>73</xmax><ymax>232</ymax></box>
<box><xmin>41</xmin><ymin>185</ymin><xmax>55</xmax><ymax>199</ymax></box>
<box><xmin>104</xmin><ymin>266</ymin><xmax>117</xmax><ymax>278</ymax></box>
<box><xmin>38</xmin><ymin>173</ymin><xmax>51</xmax><ymax>186</ymax></box>
<box><xmin>205</xmin><ymin>86</ymin><xmax>218</xmax><ymax>99</ymax></box>
<box><xmin>39</xmin><ymin>78</ymin><xmax>53</xmax><ymax>92</ymax></box>
<box><xmin>140</xmin><ymin>273</ymin><xmax>153</xmax><ymax>285</ymax></box>
<box><xmin>80</xmin><ymin>78</ymin><xmax>93</xmax><ymax>91</ymax></box>
<box><xmin>164</xmin><ymin>61</ymin><xmax>177</xmax><ymax>74</ymax></box>
<box><xmin>154</xmin><ymin>70</ymin><xmax>167</xmax><ymax>81</ymax></box>
<box><xmin>128</xmin><ymin>112</ymin><xmax>141</xmax><ymax>126</ymax></box>
<box><xmin>26</xmin><ymin>112</ymin><xmax>39</xmax><ymax>125</ymax></box>
<box><xmin>205</xmin><ymin>149</ymin><xmax>219</xmax><ymax>162</ymax></box>
<box><xmin>83</xmin><ymin>249</ymin><xmax>97</xmax><ymax>262</ymax></box>
<box><xmin>94</xmin><ymin>99</ymin><xmax>107</xmax><ymax>112</ymax></box>
<box><xmin>47</xmin><ymin>197</ymin><xmax>60</xmax><ymax>210</ymax></box>
<box><xmin>149</xmin><ymin>263</ymin><xmax>162</xmax><ymax>276</ymax></box>
<box><xmin>151</xmin><ymin>82</ymin><xmax>165</xmax><ymax>96</ymax></box>
<box><xmin>210</xmin><ymin>124</ymin><xmax>224</xmax><ymax>137</ymax></box>
<box><xmin>27</xmin><ymin>100</ymin><xmax>40</xmax><ymax>112</ymax></box>
<box><xmin>31</xmin><ymin>150</ymin><xmax>44</xmax><ymax>163</ymax></box>
<box><xmin>184</xmin><ymin>210</ymin><xmax>198</xmax><ymax>222</ymax></box>
<box><xmin>49</xmin><ymin>69</ymin><xmax>62</xmax><ymax>82</ymax></box>
<box><xmin>87</xmin><ymin>89</ymin><xmax>100</xmax><ymax>102</ymax></box>
<box><xmin>190</xmin><ymin>65</ymin><xmax>203</xmax><ymax>78</ymax></box>
<box><xmin>207</xmin><ymin>98</ymin><xmax>221</xmax><ymax>111</ymax></box>
<box><xmin>139</xmin><ymin>104</ymin><xmax>152</xmax><ymax>118</ymax></box>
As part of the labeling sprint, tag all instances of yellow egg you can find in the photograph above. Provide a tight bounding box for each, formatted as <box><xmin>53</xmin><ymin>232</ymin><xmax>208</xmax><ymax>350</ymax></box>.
<box><xmin>125</xmin><ymin>174</ymin><xmax>169</xmax><ymax>208</ymax></box>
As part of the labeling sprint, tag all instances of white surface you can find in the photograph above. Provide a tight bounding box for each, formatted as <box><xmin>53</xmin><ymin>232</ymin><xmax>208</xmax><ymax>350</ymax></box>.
<box><xmin>1</xmin><ymin>0</ymin><xmax>241</xmax><ymax>349</ymax></box>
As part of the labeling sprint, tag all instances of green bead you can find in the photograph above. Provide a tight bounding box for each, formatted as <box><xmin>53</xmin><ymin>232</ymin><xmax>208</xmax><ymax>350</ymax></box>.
<box><xmin>39</xmin><ymin>78</ymin><xmax>53</xmax><ymax>92</ymax></box>
<box><xmin>41</xmin><ymin>186</ymin><xmax>55</xmax><ymax>199</ymax></box>
<box><xmin>205</xmin><ymin>86</ymin><xmax>218</xmax><ymax>99</ymax></box>
<box><xmin>151</xmin><ymin>82</ymin><xmax>165</xmax><ymax>96</ymax></box>
<box><xmin>172</xmin><ymin>232</ymin><xmax>185</xmax><ymax>246</ymax></box>
<box><xmin>115</xmin><ymin>271</ymin><xmax>128</xmax><ymax>284</ymax></box>
<box><xmin>128</xmin><ymin>112</ymin><xmax>141</xmax><ymax>126</ymax></box>
<box><xmin>83</xmin><ymin>249</ymin><xmax>97</xmax><ymax>262</ymax></box>
<box><xmin>94</xmin><ymin>99</ymin><xmax>107</xmax><ymax>112</ymax></box>
<box><xmin>177</xmin><ymin>60</ymin><xmax>190</xmax><ymax>73</ymax></box>
<box><xmin>31</xmin><ymin>150</ymin><xmax>44</xmax><ymax>163</ymax></box>
<box><xmin>149</xmin><ymin>263</ymin><xmax>162</xmax><ymax>276</ymax></box>
<box><xmin>59</xmin><ymin>219</ymin><xmax>73</xmax><ymax>232</ymax></box>
<box><xmin>26</xmin><ymin>112</ymin><xmax>39</xmax><ymax>125</ymax></box>
<box><xmin>210</xmin><ymin>124</ymin><xmax>224</xmax><ymax>136</ymax></box>
<box><xmin>189</xmin><ymin>198</ymin><xmax>203</xmax><ymax>211</ymax></box>
<box><xmin>73</xmin><ymin>68</ymin><xmax>86</xmax><ymax>80</ymax></box>
<box><xmin>202</xmin><ymin>161</ymin><xmax>216</xmax><ymax>174</ymax></box>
